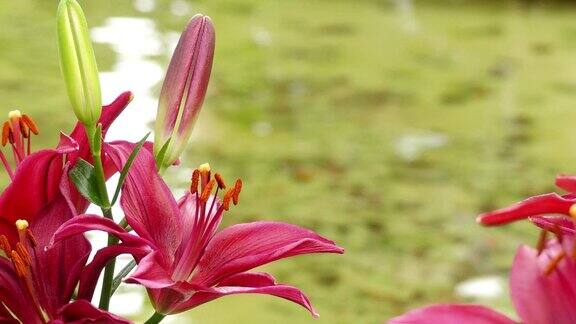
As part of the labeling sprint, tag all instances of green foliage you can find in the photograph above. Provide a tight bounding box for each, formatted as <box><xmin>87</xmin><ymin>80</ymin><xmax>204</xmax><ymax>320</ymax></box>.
<box><xmin>69</xmin><ymin>158</ymin><xmax>106</xmax><ymax>206</ymax></box>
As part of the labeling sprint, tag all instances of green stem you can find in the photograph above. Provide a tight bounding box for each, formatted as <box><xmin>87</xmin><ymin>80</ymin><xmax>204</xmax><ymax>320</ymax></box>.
<box><xmin>144</xmin><ymin>311</ymin><xmax>166</xmax><ymax>324</ymax></box>
<box><xmin>85</xmin><ymin>125</ymin><xmax>117</xmax><ymax>311</ymax></box>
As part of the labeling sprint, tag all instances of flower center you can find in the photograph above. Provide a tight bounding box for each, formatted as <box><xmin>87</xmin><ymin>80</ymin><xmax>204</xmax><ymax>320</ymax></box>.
<box><xmin>171</xmin><ymin>163</ymin><xmax>243</xmax><ymax>282</ymax></box>
<box><xmin>0</xmin><ymin>220</ymin><xmax>48</xmax><ymax>323</ymax></box>
<box><xmin>0</xmin><ymin>111</ymin><xmax>39</xmax><ymax>180</ymax></box>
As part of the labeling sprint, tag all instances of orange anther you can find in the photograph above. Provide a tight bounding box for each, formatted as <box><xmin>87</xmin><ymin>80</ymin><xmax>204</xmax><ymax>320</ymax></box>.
<box><xmin>1</xmin><ymin>122</ymin><xmax>10</xmax><ymax>146</ymax></box>
<box><xmin>190</xmin><ymin>169</ymin><xmax>200</xmax><ymax>194</ymax></box>
<box><xmin>215</xmin><ymin>173</ymin><xmax>226</xmax><ymax>189</ymax></box>
<box><xmin>223</xmin><ymin>188</ymin><xmax>234</xmax><ymax>211</ymax></box>
<box><xmin>200</xmin><ymin>179</ymin><xmax>216</xmax><ymax>202</ymax></box>
<box><xmin>15</xmin><ymin>243</ymin><xmax>31</xmax><ymax>266</ymax></box>
<box><xmin>0</xmin><ymin>235</ymin><xmax>11</xmax><ymax>256</ymax></box>
<box><xmin>232</xmin><ymin>179</ymin><xmax>242</xmax><ymax>205</ymax></box>
<box><xmin>11</xmin><ymin>250</ymin><xmax>28</xmax><ymax>278</ymax></box>
<box><xmin>21</xmin><ymin>115</ymin><xmax>38</xmax><ymax>135</ymax></box>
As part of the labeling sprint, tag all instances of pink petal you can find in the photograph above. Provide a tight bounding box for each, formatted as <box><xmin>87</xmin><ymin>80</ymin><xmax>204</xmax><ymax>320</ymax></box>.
<box><xmin>477</xmin><ymin>193</ymin><xmax>575</xmax><ymax>226</ymax></box>
<box><xmin>51</xmin><ymin>214</ymin><xmax>150</xmax><ymax>248</ymax></box>
<box><xmin>106</xmin><ymin>141</ymin><xmax>182</xmax><ymax>264</ymax></box>
<box><xmin>30</xmin><ymin>198</ymin><xmax>91</xmax><ymax>313</ymax></box>
<box><xmin>58</xmin><ymin>300</ymin><xmax>132</xmax><ymax>324</ymax></box>
<box><xmin>78</xmin><ymin>244</ymin><xmax>151</xmax><ymax>301</ymax></box>
<box><xmin>556</xmin><ymin>174</ymin><xmax>576</xmax><ymax>193</ymax></box>
<box><xmin>529</xmin><ymin>215</ymin><xmax>576</xmax><ymax>236</ymax></box>
<box><xmin>192</xmin><ymin>221</ymin><xmax>344</xmax><ymax>286</ymax></box>
<box><xmin>124</xmin><ymin>252</ymin><xmax>176</xmax><ymax>289</ymax></box>
<box><xmin>0</xmin><ymin>148</ymin><xmax>70</xmax><ymax>225</ymax></box>
<box><xmin>0</xmin><ymin>258</ymin><xmax>42</xmax><ymax>323</ymax></box>
<box><xmin>389</xmin><ymin>304</ymin><xmax>516</xmax><ymax>324</ymax></box>
<box><xmin>160</xmin><ymin>272</ymin><xmax>319</xmax><ymax>316</ymax></box>
<box><xmin>510</xmin><ymin>245</ymin><xmax>576</xmax><ymax>324</ymax></box>
<box><xmin>66</xmin><ymin>91</ymin><xmax>133</xmax><ymax>167</ymax></box>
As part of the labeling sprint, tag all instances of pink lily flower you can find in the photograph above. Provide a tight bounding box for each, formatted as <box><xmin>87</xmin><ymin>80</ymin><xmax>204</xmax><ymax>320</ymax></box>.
<box><xmin>0</xmin><ymin>93</ymin><xmax>135</xmax><ymax>322</ymax></box>
<box><xmin>0</xmin><ymin>92</ymin><xmax>132</xmax><ymax>244</ymax></box>
<box><xmin>389</xmin><ymin>239</ymin><xmax>576</xmax><ymax>324</ymax></box>
<box><xmin>0</xmin><ymin>202</ymin><xmax>129</xmax><ymax>323</ymax></box>
<box><xmin>476</xmin><ymin>174</ymin><xmax>576</xmax><ymax>226</ymax></box>
<box><xmin>53</xmin><ymin>142</ymin><xmax>344</xmax><ymax>316</ymax></box>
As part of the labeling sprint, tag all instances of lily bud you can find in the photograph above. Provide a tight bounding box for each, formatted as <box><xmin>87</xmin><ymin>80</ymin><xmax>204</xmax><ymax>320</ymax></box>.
<box><xmin>154</xmin><ymin>14</ymin><xmax>215</xmax><ymax>168</ymax></box>
<box><xmin>57</xmin><ymin>0</ymin><xmax>102</xmax><ymax>126</ymax></box>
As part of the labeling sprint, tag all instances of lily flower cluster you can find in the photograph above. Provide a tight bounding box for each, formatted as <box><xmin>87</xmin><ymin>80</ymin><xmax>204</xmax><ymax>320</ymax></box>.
<box><xmin>0</xmin><ymin>1</ymin><xmax>343</xmax><ymax>323</ymax></box>
<box><xmin>390</xmin><ymin>179</ymin><xmax>576</xmax><ymax>321</ymax></box>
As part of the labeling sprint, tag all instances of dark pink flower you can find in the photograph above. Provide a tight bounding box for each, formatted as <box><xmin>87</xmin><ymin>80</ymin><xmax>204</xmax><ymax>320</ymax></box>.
<box><xmin>53</xmin><ymin>143</ymin><xmax>344</xmax><ymax>316</ymax></box>
<box><xmin>476</xmin><ymin>173</ymin><xmax>576</xmax><ymax>227</ymax></box>
<box><xmin>0</xmin><ymin>203</ymin><xmax>129</xmax><ymax>323</ymax></box>
<box><xmin>0</xmin><ymin>92</ymin><xmax>134</xmax><ymax>323</ymax></box>
<box><xmin>0</xmin><ymin>92</ymin><xmax>133</xmax><ymax>244</ymax></box>
<box><xmin>389</xmin><ymin>240</ymin><xmax>576</xmax><ymax>324</ymax></box>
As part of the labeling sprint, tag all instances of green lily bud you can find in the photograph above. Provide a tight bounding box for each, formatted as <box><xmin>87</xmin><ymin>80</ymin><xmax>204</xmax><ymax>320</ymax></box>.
<box><xmin>57</xmin><ymin>0</ymin><xmax>102</xmax><ymax>126</ymax></box>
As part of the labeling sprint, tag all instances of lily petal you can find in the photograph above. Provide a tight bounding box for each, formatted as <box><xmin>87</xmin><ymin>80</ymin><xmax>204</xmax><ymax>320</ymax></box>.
<box><xmin>78</xmin><ymin>243</ymin><xmax>150</xmax><ymax>301</ymax></box>
<box><xmin>163</xmin><ymin>272</ymin><xmax>318</xmax><ymax>316</ymax></box>
<box><xmin>58</xmin><ymin>300</ymin><xmax>132</xmax><ymax>324</ymax></box>
<box><xmin>510</xmin><ymin>245</ymin><xmax>576</xmax><ymax>324</ymax></box>
<box><xmin>0</xmin><ymin>258</ymin><xmax>41</xmax><ymax>324</ymax></box>
<box><xmin>388</xmin><ymin>304</ymin><xmax>516</xmax><ymax>324</ymax></box>
<box><xmin>106</xmin><ymin>141</ymin><xmax>182</xmax><ymax>265</ymax></box>
<box><xmin>0</xmin><ymin>146</ymin><xmax>74</xmax><ymax>225</ymax></box>
<box><xmin>51</xmin><ymin>214</ymin><xmax>150</xmax><ymax>248</ymax></box>
<box><xmin>192</xmin><ymin>221</ymin><xmax>344</xmax><ymax>286</ymax></box>
<box><xmin>556</xmin><ymin>174</ymin><xmax>576</xmax><ymax>193</ymax></box>
<box><xmin>30</xmin><ymin>198</ymin><xmax>91</xmax><ymax>313</ymax></box>
<box><xmin>477</xmin><ymin>193</ymin><xmax>576</xmax><ymax>226</ymax></box>
<box><xmin>529</xmin><ymin>215</ymin><xmax>576</xmax><ymax>236</ymax></box>
<box><xmin>124</xmin><ymin>252</ymin><xmax>175</xmax><ymax>289</ymax></box>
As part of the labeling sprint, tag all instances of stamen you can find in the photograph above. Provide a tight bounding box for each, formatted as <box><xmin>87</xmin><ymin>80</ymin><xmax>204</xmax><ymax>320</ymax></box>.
<box><xmin>15</xmin><ymin>243</ymin><xmax>31</xmax><ymax>267</ymax></box>
<box><xmin>232</xmin><ymin>179</ymin><xmax>242</xmax><ymax>205</ymax></box>
<box><xmin>200</xmin><ymin>179</ymin><xmax>216</xmax><ymax>202</ymax></box>
<box><xmin>0</xmin><ymin>235</ymin><xmax>11</xmax><ymax>256</ymax></box>
<box><xmin>10</xmin><ymin>250</ymin><xmax>28</xmax><ymax>278</ymax></box>
<box><xmin>544</xmin><ymin>250</ymin><xmax>566</xmax><ymax>275</ymax></box>
<box><xmin>1</xmin><ymin>122</ymin><xmax>10</xmax><ymax>146</ymax></box>
<box><xmin>21</xmin><ymin>114</ymin><xmax>38</xmax><ymax>135</ymax></box>
<box><xmin>190</xmin><ymin>169</ymin><xmax>200</xmax><ymax>193</ymax></box>
<box><xmin>215</xmin><ymin>173</ymin><xmax>226</xmax><ymax>189</ymax></box>
<box><xmin>536</xmin><ymin>229</ymin><xmax>548</xmax><ymax>255</ymax></box>
<box><xmin>223</xmin><ymin>188</ymin><xmax>234</xmax><ymax>211</ymax></box>
<box><xmin>26</xmin><ymin>229</ymin><xmax>37</xmax><ymax>248</ymax></box>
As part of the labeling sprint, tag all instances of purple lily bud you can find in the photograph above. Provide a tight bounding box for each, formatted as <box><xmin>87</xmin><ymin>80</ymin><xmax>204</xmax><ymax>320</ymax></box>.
<box><xmin>154</xmin><ymin>14</ymin><xmax>215</xmax><ymax>168</ymax></box>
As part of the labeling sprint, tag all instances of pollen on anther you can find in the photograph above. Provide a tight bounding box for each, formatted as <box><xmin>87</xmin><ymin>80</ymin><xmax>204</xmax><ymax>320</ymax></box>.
<box><xmin>223</xmin><ymin>189</ymin><xmax>234</xmax><ymax>211</ymax></box>
<box><xmin>200</xmin><ymin>179</ymin><xmax>216</xmax><ymax>202</ymax></box>
<box><xmin>0</xmin><ymin>235</ymin><xmax>11</xmax><ymax>256</ymax></box>
<box><xmin>232</xmin><ymin>179</ymin><xmax>242</xmax><ymax>205</ymax></box>
<box><xmin>2</xmin><ymin>122</ymin><xmax>10</xmax><ymax>146</ymax></box>
<box><xmin>10</xmin><ymin>251</ymin><xmax>27</xmax><ymax>278</ymax></box>
<box><xmin>15</xmin><ymin>243</ymin><xmax>31</xmax><ymax>266</ymax></box>
<box><xmin>21</xmin><ymin>115</ymin><xmax>39</xmax><ymax>135</ymax></box>
<box><xmin>569</xmin><ymin>204</ymin><xmax>576</xmax><ymax>219</ymax></box>
<box><xmin>190</xmin><ymin>169</ymin><xmax>200</xmax><ymax>193</ymax></box>
<box><xmin>215</xmin><ymin>173</ymin><xmax>226</xmax><ymax>189</ymax></box>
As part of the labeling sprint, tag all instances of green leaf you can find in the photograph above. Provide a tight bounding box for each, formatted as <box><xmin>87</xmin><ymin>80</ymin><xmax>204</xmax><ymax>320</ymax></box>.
<box><xmin>69</xmin><ymin>158</ymin><xmax>106</xmax><ymax>206</ymax></box>
<box><xmin>110</xmin><ymin>132</ymin><xmax>150</xmax><ymax>205</ymax></box>
<box><xmin>154</xmin><ymin>137</ymin><xmax>172</xmax><ymax>170</ymax></box>
<box><xmin>111</xmin><ymin>259</ymin><xmax>136</xmax><ymax>295</ymax></box>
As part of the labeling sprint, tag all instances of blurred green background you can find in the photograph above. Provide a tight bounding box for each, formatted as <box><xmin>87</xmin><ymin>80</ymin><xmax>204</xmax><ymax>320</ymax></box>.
<box><xmin>3</xmin><ymin>0</ymin><xmax>576</xmax><ymax>323</ymax></box>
